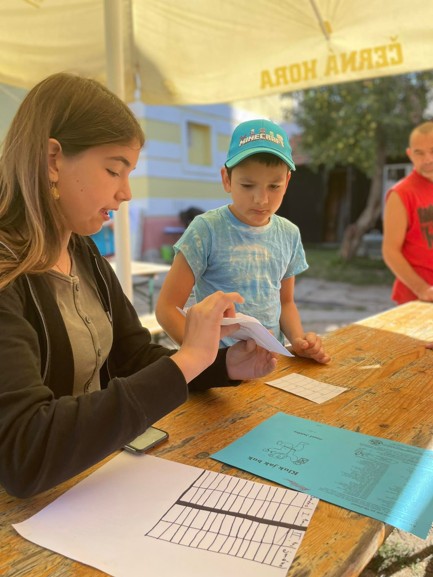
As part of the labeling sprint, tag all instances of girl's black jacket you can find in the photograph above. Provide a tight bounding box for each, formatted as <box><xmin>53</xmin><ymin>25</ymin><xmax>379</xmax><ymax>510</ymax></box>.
<box><xmin>0</xmin><ymin>236</ymin><xmax>235</xmax><ymax>498</ymax></box>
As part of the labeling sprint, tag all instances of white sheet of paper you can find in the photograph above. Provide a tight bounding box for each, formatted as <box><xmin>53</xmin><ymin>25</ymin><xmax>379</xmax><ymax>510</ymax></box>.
<box><xmin>267</xmin><ymin>373</ymin><xmax>348</xmax><ymax>403</ymax></box>
<box><xmin>177</xmin><ymin>307</ymin><xmax>293</xmax><ymax>357</ymax></box>
<box><xmin>13</xmin><ymin>454</ymin><xmax>317</xmax><ymax>577</ymax></box>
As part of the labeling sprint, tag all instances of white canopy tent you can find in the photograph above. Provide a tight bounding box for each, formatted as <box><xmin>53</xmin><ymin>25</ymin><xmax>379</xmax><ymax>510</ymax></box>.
<box><xmin>1</xmin><ymin>0</ymin><xmax>433</xmax><ymax>295</ymax></box>
<box><xmin>2</xmin><ymin>1</ymin><xmax>433</xmax><ymax>104</ymax></box>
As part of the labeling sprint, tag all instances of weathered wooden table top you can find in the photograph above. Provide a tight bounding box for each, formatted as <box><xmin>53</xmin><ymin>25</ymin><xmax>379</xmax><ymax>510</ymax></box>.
<box><xmin>2</xmin><ymin>301</ymin><xmax>433</xmax><ymax>577</ymax></box>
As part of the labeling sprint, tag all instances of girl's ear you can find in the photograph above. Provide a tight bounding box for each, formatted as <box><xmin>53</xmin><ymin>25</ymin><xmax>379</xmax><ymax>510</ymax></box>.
<box><xmin>47</xmin><ymin>138</ymin><xmax>62</xmax><ymax>182</ymax></box>
<box><xmin>220</xmin><ymin>166</ymin><xmax>231</xmax><ymax>193</ymax></box>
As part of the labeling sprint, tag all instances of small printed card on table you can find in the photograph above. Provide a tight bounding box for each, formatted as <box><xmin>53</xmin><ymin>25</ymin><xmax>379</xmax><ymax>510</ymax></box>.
<box><xmin>266</xmin><ymin>373</ymin><xmax>348</xmax><ymax>404</ymax></box>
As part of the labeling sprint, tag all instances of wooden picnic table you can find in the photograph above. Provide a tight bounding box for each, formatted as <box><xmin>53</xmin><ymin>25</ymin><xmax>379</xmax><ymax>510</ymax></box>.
<box><xmin>1</xmin><ymin>300</ymin><xmax>432</xmax><ymax>577</ymax></box>
<box><xmin>109</xmin><ymin>259</ymin><xmax>171</xmax><ymax>312</ymax></box>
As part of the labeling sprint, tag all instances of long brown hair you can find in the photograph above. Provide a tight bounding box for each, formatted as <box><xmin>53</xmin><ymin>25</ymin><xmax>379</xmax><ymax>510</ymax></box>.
<box><xmin>0</xmin><ymin>72</ymin><xmax>145</xmax><ymax>289</ymax></box>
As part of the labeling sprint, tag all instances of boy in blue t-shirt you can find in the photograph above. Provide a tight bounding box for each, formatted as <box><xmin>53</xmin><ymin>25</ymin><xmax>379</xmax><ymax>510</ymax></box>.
<box><xmin>156</xmin><ymin>118</ymin><xmax>330</xmax><ymax>364</ymax></box>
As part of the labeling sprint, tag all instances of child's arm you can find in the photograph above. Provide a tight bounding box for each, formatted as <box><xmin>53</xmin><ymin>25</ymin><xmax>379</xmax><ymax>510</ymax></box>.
<box><xmin>383</xmin><ymin>191</ymin><xmax>433</xmax><ymax>301</ymax></box>
<box><xmin>279</xmin><ymin>277</ymin><xmax>331</xmax><ymax>364</ymax></box>
<box><xmin>155</xmin><ymin>252</ymin><xmax>195</xmax><ymax>345</ymax></box>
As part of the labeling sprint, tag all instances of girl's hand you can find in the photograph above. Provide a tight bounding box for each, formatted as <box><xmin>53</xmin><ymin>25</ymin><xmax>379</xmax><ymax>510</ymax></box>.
<box><xmin>171</xmin><ymin>291</ymin><xmax>243</xmax><ymax>382</ymax></box>
<box><xmin>226</xmin><ymin>338</ymin><xmax>278</xmax><ymax>380</ymax></box>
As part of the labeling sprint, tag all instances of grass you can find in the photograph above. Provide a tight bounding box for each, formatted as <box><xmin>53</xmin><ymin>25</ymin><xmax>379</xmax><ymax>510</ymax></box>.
<box><xmin>302</xmin><ymin>244</ymin><xmax>395</xmax><ymax>286</ymax></box>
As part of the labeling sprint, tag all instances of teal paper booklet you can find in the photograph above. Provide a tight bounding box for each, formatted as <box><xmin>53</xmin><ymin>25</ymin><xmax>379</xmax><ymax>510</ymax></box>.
<box><xmin>212</xmin><ymin>412</ymin><xmax>433</xmax><ymax>538</ymax></box>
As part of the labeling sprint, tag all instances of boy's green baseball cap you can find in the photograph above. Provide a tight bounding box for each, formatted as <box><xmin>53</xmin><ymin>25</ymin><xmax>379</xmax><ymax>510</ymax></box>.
<box><xmin>225</xmin><ymin>118</ymin><xmax>296</xmax><ymax>170</ymax></box>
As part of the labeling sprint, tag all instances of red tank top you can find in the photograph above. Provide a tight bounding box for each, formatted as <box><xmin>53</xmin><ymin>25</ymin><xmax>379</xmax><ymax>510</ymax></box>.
<box><xmin>386</xmin><ymin>170</ymin><xmax>433</xmax><ymax>304</ymax></box>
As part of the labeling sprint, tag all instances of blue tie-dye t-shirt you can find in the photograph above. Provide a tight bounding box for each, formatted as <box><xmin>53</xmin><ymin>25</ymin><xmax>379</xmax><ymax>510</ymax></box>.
<box><xmin>174</xmin><ymin>205</ymin><xmax>308</xmax><ymax>345</ymax></box>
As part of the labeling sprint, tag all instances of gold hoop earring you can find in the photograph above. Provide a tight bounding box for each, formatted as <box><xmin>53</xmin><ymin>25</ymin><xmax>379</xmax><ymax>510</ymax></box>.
<box><xmin>50</xmin><ymin>181</ymin><xmax>60</xmax><ymax>200</ymax></box>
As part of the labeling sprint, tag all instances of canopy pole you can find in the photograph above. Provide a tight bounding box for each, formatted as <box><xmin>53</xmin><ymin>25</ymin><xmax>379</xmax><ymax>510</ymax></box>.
<box><xmin>309</xmin><ymin>0</ymin><xmax>332</xmax><ymax>40</ymax></box>
<box><xmin>104</xmin><ymin>0</ymin><xmax>133</xmax><ymax>300</ymax></box>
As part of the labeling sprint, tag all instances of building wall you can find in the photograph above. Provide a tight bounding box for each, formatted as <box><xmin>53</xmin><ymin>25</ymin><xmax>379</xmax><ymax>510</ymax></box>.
<box><xmin>128</xmin><ymin>100</ymin><xmax>281</xmax><ymax>258</ymax></box>
<box><xmin>278</xmin><ymin>165</ymin><xmax>373</xmax><ymax>245</ymax></box>
<box><xmin>0</xmin><ymin>84</ymin><xmax>27</xmax><ymax>142</ymax></box>
<box><xmin>1</xmin><ymin>83</ymin><xmax>289</xmax><ymax>260</ymax></box>
<box><xmin>277</xmin><ymin>167</ymin><xmax>325</xmax><ymax>244</ymax></box>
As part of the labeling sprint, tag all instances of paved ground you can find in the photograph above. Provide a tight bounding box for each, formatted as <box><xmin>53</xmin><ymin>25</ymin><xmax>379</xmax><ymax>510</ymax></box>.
<box><xmin>291</xmin><ymin>277</ymin><xmax>394</xmax><ymax>335</ymax></box>
<box><xmin>133</xmin><ymin>273</ymin><xmax>433</xmax><ymax>576</ymax></box>
<box><xmin>134</xmin><ymin>273</ymin><xmax>395</xmax><ymax>336</ymax></box>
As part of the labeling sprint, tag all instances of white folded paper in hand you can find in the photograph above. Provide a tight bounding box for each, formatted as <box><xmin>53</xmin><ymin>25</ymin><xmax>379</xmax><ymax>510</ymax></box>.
<box><xmin>177</xmin><ymin>307</ymin><xmax>293</xmax><ymax>357</ymax></box>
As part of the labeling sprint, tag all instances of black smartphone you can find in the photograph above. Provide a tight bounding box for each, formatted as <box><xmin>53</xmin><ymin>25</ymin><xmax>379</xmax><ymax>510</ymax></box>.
<box><xmin>123</xmin><ymin>427</ymin><xmax>169</xmax><ymax>454</ymax></box>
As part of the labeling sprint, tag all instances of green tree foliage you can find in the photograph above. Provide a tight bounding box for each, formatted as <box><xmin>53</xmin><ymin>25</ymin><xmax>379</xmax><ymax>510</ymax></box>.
<box><xmin>288</xmin><ymin>72</ymin><xmax>433</xmax><ymax>258</ymax></box>
<box><xmin>291</xmin><ymin>72</ymin><xmax>433</xmax><ymax>175</ymax></box>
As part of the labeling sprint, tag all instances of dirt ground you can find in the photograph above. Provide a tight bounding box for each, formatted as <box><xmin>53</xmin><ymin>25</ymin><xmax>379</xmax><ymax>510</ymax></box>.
<box><xmin>137</xmin><ymin>274</ymin><xmax>433</xmax><ymax>577</ymax></box>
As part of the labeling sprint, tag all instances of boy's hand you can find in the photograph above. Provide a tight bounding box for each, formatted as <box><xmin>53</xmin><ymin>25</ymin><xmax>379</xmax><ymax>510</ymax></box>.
<box><xmin>290</xmin><ymin>332</ymin><xmax>331</xmax><ymax>364</ymax></box>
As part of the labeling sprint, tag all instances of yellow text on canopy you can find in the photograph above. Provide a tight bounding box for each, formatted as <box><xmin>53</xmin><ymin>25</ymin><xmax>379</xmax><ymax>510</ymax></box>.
<box><xmin>260</xmin><ymin>39</ymin><xmax>403</xmax><ymax>90</ymax></box>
